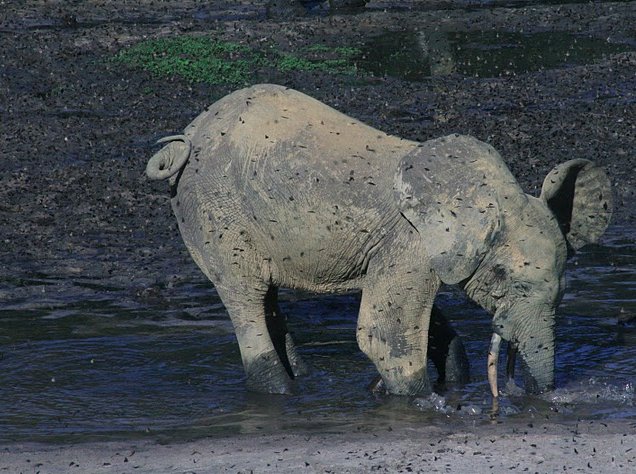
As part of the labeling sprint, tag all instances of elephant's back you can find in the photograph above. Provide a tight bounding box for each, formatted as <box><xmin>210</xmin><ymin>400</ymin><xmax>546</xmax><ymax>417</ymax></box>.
<box><xmin>181</xmin><ymin>85</ymin><xmax>419</xmax><ymax>288</ymax></box>
<box><xmin>186</xmin><ymin>84</ymin><xmax>420</xmax><ymax>217</ymax></box>
<box><xmin>187</xmin><ymin>84</ymin><xmax>418</xmax><ymax>174</ymax></box>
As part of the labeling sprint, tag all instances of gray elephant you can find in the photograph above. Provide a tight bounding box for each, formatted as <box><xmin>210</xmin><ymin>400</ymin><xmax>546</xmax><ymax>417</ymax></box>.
<box><xmin>146</xmin><ymin>84</ymin><xmax>611</xmax><ymax>396</ymax></box>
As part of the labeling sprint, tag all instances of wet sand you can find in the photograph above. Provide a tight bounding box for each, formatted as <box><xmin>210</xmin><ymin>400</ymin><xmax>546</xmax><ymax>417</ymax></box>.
<box><xmin>2</xmin><ymin>421</ymin><xmax>636</xmax><ymax>473</ymax></box>
<box><xmin>1</xmin><ymin>1</ymin><xmax>635</xmax><ymax>472</ymax></box>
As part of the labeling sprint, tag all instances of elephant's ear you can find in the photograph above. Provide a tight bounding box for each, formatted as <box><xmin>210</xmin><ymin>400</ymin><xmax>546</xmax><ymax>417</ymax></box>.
<box><xmin>540</xmin><ymin>159</ymin><xmax>612</xmax><ymax>251</ymax></box>
<box><xmin>395</xmin><ymin>135</ymin><xmax>504</xmax><ymax>285</ymax></box>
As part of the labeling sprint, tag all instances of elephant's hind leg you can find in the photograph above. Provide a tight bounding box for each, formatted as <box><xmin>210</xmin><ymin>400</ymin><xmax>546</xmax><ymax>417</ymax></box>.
<box><xmin>215</xmin><ymin>280</ymin><xmax>294</xmax><ymax>394</ymax></box>
<box><xmin>264</xmin><ymin>286</ymin><xmax>308</xmax><ymax>378</ymax></box>
<box><xmin>428</xmin><ymin>304</ymin><xmax>470</xmax><ymax>386</ymax></box>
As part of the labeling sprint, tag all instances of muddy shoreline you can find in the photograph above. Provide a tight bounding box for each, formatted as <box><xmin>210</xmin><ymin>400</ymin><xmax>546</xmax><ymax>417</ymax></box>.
<box><xmin>2</xmin><ymin>420</ymin><xmax>636</xmax><ymax>473</ymax></box>
<box><xmin>1</xmin><ymin>0</ymin><xmax>635</xmax><ymax>471</ymax></box>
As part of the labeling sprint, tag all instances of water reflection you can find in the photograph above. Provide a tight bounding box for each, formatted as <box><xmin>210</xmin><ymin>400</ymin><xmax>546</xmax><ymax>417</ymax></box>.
<box><xmin>359</xmin><ymin>30</ymin><xmax>635</xmax><ymax>79</ymax></box>
<box><xmin>0</xmin><ymin>225</ymin><xmax>634</xmax><ymax>442</ymax></box>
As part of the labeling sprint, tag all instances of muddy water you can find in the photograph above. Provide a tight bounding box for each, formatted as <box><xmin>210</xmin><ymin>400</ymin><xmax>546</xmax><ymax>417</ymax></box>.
<box><xmin>359</xmin><ymin>30</ymin><xmax>635</xmax><ymax>80</ymax></box>
<box><xmin>0</xmin><ymin>225</ymin><xmax>633</xmax><ymax>443</ymax></box>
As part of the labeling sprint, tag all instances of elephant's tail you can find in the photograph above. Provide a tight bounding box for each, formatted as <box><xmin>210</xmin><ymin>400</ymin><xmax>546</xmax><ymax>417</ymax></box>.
<box><xmin>146</xmin><ymin>135</ymin><xmax>192</xmax><ymax>180</ymax></box>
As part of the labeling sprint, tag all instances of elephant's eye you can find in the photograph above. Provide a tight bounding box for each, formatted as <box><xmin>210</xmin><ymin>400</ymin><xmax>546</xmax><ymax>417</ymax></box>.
<box><xmin>512</xmin><ymin>281</ymin><xmax>531</xmax><ymax>297</ymax></box>
<box><xmin>491</xmin><ymin>264</ymin><xmax>507</xmax><ymax>281</ymax></box>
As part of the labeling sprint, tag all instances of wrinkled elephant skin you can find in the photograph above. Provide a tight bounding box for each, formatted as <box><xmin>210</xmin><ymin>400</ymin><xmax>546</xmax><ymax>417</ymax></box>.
<box><xmin>147</xmin><ymin>84</ymin><xmax>612</xmax><ymax>396</ymax></box>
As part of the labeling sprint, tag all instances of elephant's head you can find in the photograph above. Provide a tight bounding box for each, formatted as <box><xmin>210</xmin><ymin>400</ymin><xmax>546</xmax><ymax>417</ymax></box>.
<box><xmin>395</xmin><ymin>134</ymin><xmax>612</xmax><ymax>394</ymax></box>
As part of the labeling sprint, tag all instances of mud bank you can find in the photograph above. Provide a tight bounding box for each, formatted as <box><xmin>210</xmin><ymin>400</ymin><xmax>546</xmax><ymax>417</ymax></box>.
<box><xmin>2</xmin><ymin>421</ymin><xmax>636</xmax><ymax>473</ymax></box>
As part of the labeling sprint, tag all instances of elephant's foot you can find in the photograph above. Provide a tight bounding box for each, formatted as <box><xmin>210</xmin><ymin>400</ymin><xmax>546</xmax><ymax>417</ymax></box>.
<box><xmin>368</xmin><ymin>373</ymin><xmax>431</xmax><ymax>397</ymax></box>
<box><xmin>376</xmin><ymin>369</ymin><xmax>432</xmax><ymax>396</ymax></box>
<box><xmin>244</xmin><ymin>350</ymin><xmax>294</xmax><ymax>395</ymax></box>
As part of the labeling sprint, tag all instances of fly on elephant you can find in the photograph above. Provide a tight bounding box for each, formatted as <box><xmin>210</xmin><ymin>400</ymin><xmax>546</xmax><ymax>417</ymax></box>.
<box><xmin>146</xmin><ymin>84</ymin><xmax>612</xmax><ymax>397</ymax></box>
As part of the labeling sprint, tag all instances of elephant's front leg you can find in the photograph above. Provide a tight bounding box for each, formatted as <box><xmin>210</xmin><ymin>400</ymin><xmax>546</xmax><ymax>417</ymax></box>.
<box><xmin>357</xmin><ymin>256</ymin><xmax>441</xmax><ymax>396</ymax></box>
<box><xmin>215</xmin><ymin>281</ymin><xmax>295</xmax><ymax>395</ymax></box>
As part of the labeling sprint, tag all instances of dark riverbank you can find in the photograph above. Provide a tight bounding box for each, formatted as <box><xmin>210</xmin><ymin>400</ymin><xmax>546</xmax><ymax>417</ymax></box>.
<box><xmin>1</xmin><ymin>1</ymin><xmax>634</xmax><ymax>268</ymax></box>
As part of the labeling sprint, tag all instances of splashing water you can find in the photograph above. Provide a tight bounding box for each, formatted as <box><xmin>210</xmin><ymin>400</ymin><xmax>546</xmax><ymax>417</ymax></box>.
<box><xmin>545</xmin><ymin>378</ymin><xmax>634</xmax><ymax>406</ymax></box>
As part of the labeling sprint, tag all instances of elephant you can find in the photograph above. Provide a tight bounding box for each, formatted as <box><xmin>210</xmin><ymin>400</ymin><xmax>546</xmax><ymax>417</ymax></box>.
<box><xmin>146</xmin><ymin>84</ymin><xmax>612</xmax><ymax>396</ymax></box>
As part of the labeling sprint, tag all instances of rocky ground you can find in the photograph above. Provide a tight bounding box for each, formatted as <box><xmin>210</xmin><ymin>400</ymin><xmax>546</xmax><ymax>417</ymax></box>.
<box><xmin>1</xmin><ymin>0</ymin><xmax>635</xmax><ymax>471</ymax></box>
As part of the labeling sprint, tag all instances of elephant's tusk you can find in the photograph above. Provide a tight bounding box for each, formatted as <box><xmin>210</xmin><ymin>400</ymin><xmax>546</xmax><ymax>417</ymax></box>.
<box><xmin>487</xmin><ymin>333</ymin><xmax>502</xmax><ymax>398</ymax></box>
<box><xmin>368</xmin><ymin>375</ymin><xmax>387</xmax><ymax>395</ymax></box>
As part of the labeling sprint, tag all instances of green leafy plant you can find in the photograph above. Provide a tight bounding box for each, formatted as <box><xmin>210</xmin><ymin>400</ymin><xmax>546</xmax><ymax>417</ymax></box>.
<box><xmin>278</xmin><ymin>54</ymin><xmax>356</xmax><ymax>74</ymax></box>
<box><xmin>114</xmin><ymin>36</ymin><xmax>267</xmax><ymax>85</ymax></box>
<box><xmin>334</xmin><ymin>46</ymin><xmax>362</xmax><ymax>58</ymax></box>
<box><xmin>114</xmin><ymin>36</ymin><xmax>363</xmax><ymax>85</ymax></box>
<box><xmin>277</xmin><ymin>45</ymin><xmax>362</xmax><ymax>74</ymax></box>
<box><xmin>304</xmin><ymin>44</ymin><xmax>333</xmax><ymax>53</ymax></box>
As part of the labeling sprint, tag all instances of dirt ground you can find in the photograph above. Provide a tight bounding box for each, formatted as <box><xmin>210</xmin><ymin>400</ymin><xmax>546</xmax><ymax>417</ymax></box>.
<box><xmin>1</xmin><ymin>1</ymin><xmax>634</xmax><ymax>267</ymax></box>
<box><xmin>1</xmin><ymin>0</ymin><xmax>635</xmax><ymax>472</ymax></box>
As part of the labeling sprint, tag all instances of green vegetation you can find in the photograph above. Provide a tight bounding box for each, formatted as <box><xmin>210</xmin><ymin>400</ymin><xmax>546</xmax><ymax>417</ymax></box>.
<box><xmin>113</xmin><ymin>36</ymin><xmax>265</xmax><ymax>85</ymax></box>
<box><xmin>114</xmin><ymin>35</ymin><xmax>363</xmax><ymax>85</ymax></box>
<box><xmin>277</xmin><ymin>54</ymin><xmax>356</xmax><ymax>74</ymax></box>
<box><xmin>334</xmin><ymin>46</ymin><xmax>362</xmax><ymax>58</ymax></box>
<box><xmin>278</xmin><ymin>45</ymin><xmax>362</xmax><ymax>74</ymax></box>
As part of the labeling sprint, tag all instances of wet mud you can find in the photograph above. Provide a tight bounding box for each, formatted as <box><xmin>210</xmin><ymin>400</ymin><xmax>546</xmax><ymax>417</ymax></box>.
<box><xmin>1</xmin><ymin>0</ymin><xmax>635</xmax><ymax>445</ymax></box>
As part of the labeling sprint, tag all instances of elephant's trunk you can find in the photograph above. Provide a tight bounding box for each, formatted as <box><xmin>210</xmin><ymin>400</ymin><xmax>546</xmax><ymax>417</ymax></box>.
<box><xmin>490</xmin><ymin>305</ymin><xmax>555</xmax><ymax>395</ymax></box>
<box><xmin>146</xmin><ymin>135</ymin><xmax>192</xmax><ymax>180</ymax></box>
<box><xmin>515</xmin><ymin>311</ymin><xmax>555</xmax><ymax>394</ymax></box>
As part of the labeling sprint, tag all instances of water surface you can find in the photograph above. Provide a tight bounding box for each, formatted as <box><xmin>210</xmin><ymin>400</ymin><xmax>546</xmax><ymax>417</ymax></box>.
<box><xmin>0</xmin><ymin>225</ymin><xmax>634</xmax><ymax>443</ymax></box>
<box><xmin>359</xmin><ymin>30</ymin><xmax>635</xmax><ymax>79</ymax></box>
